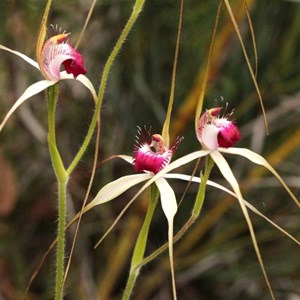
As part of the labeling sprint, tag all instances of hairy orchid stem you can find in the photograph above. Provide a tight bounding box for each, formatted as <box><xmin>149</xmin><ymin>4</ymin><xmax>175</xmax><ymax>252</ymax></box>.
<box><xmin>55</xmin><ymin>180</ymin><xmax>68</xmax><ymax>300</ymax></box>
<box><xmin>136</xmin><ymin>156</ymin><xmax>214</xmax><ymax>269</ymax></box>
<box><xmin>47</xmin><ymin>85</ymin><xmax>69</xmax><ymax>300</ymax></box>
<box><xmin>67</xmin><ymin>0</ymin><xmax>145</xmax><ymax>175</ymax></box>
<box><xmin>123</xmin><ymin>185</ymin><xmax>159</xmax><ymax>300</ymax></box>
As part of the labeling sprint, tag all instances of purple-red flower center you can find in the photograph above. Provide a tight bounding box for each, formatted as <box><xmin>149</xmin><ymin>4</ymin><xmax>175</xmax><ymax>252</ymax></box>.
<box><xmin>133</xmin><ymin>127</ymin><xmax>183</xmax><ymax>174</ymax></box>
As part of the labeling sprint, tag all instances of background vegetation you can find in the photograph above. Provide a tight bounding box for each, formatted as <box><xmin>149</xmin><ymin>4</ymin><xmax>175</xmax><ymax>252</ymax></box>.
<box><xmin>0</xmin><ymin>0</ymin><xmax>299</xmax><ymax>299</ymax></box>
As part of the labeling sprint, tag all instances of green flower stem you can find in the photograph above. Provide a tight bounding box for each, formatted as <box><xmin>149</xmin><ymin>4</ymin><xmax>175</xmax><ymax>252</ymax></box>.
<box><xmin>47</xmin><ymin>85</ymin><xmax>69</xmax><ymax>300</ymax></box>
<box><xmin>66</xmin><ymin>0</ymin><xmax>146</xmax><ymax>175</ymax></box>
<box><xmin>193</xmin><ymin>156</ymin><xmax>214</xmax><ymax>216</ymax></box>
<box><xmin>54</xmin><ymin>180</ymin><xmax>68</xmax><ymax>300</ymax></box>
<box><xmin>136</xmin><ymin>156</ymin><xmax>214</xmax><ymax>269</ymax></box>
<box><xmin>122</xmin><ymin>184</ymin><xmax>159</xmax><ymax>300</ymax></box>
<box><xmin>47</xmin><ymin>85</ymin><xmax>58</xmax><ymax>146</ymax></box>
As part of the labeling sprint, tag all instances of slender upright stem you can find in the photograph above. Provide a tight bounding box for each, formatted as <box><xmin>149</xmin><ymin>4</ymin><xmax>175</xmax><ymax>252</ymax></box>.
<box><xmin>193</xmin><ymin>156</ymin><xmax>214</xmax><ymax>217</ymax></box>
<box><xmin>55</xmin><ymin>180</ymin><xmax>68</xmax><ymax>300</ymax></box>
<box><xmin>67</xmin><ymin>0</ymin><xmax>146</xmax><ymax>175</ymax></box>
<box><xmin>122</xmin><ymin>185</ymin><xmax>159</xmax><ymax>300</ymax></box>
<box><xmin>47</xmin><ymin>85</ymin><xmax>69</xmax><ymax>300</ymax></box>
<box><xmin>162</xmin><ymin>0</ymin><xmax>184</xmax><ymax>145</ymax></box>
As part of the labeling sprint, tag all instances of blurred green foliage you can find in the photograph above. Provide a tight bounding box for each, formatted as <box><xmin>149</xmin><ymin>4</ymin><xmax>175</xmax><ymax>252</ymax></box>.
<box><xmin>0</xmin><ymin>0</ymin><xmax>300</xmax><ymax>299</ymax></box>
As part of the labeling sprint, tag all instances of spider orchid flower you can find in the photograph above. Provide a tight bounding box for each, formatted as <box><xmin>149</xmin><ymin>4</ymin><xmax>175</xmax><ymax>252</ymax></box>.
<box><xmin>83</xmin><ymin>127</ymin><xmax>185</xmax><ymax>246</ymax></box>
<box><xmin>84</xmin><ymin>107</ymin><xmax>297</xmax><ymax>299</ymax></box>
<box><xmin>191</xmin><ymin>107</ymin><xmax>298</xmax><ymax>213</ymax></box>
<box><xmin>0</xmin><ymin>29</ymin><xmax>97</xmax><ymax>132</ymax></box>
<box><xmin>40</xmin><ymin>32</ymin><xmax>86</xmax><ymax>81</ymax></box>
<box><xmin>159</xmin><ymin>106</ymin><xmax>299</xmax><ymax>299</ymax></box>
<box><xmin>196</xmin><ymin>107</ymin><xmax>240</xmax><ymax>150</ymax></box>
<box><xmin>71</xmin><ymin>113</ymin><xmax>299</xmax><ymax>299</ymax></box>
<box><xmin>76</xmin><ymin>126</ymin><xmax>204</xmax><ymax>295</ymax></box>
<box><xmin>119</xmin><ymin>106</ymin><xmax>298</xmax><ymax>299</ymax></box>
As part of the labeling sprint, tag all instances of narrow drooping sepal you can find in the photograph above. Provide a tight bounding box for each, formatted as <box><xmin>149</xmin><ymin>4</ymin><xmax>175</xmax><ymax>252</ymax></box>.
<box><xmin>133</xmin><ymin>126</ymin><xmax>183</xmax><ymax>174</ymax></box>
<box><xmin>196</xmin><ymin>107</ymin><xmax>240</xmax><ymax>150</ymax></box>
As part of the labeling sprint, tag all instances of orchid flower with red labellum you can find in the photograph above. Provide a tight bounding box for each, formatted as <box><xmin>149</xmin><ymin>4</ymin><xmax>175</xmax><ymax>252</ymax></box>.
<box><xmin>156</xmin><ymin>105</ymin><xmax>298</xmax><ymax>300</ymax></box>
<box><xmin>85</xmin><ymin>107</ymin><xmax>297</xmax><ymax>299</ymax></box>
<box><xmin>118</xmin><ymin>107</ymin><xmax>298</xmax><ymax>300</ymax></box>
<box><xmin>133</xmin><ymin>128</ymin><xmax>182</xmax><ymax>174</ymax></box>
<box><xmin>40</xmin><ymin>32</ymin><xmax>87</xmax><ymax>81</ymax></box>
<box><xmin>83</xmin><ymin>126</ymin><xmax>184</xmax><ymax>244</ymax></box>
<box><xmin>70</xmin><ymin>111</ymin><xmax>299</xmax><ymax>299</ymax></box>
<box><xmin>196</xmin><ymin>107</ymin><xmax>240</xmax><ymax>149</ymax></box>
<box><xmin>0</xmin><ymin>29</ymin><xmax>96</xmax><ymax>132</ymax></box>
<box><xmin>75</xmin><ymin>126</ymin><xmax>203</xmax><ymax>298</ymax></box>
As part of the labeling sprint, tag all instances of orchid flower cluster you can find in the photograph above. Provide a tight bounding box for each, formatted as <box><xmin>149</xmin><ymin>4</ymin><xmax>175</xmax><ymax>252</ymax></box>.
<box><xmin>77</xmin><ymin>105</ymin><xmax>299</xmax><ymax>300</ymax></box>
<box><xmin>1</xmin><ymin>3</ymin><xmax>299</xmax><ymax>300</ymax></box>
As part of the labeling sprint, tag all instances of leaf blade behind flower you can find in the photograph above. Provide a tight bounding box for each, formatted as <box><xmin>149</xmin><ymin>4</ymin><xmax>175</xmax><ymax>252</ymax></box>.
<box><xmin>155</xmin><ymin>177</ymin><xmax>178</xmax><ymax>300</ymax></box>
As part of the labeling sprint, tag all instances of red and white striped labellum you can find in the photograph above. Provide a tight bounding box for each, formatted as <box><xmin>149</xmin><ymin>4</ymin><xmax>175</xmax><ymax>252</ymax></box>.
<box><xmin>41</xmin><ymin>33</ymin><xmax>86</xmax><ymax>81</ymax></box>
<box><xmin>196</xmin><ymin>107</ymin><xmax>240</xmax><ymax>150</ymax></box>
<box><xmin>133</xmin><ymin>127</ymin><xmax>183</xmax><ymax>174</ymax></box>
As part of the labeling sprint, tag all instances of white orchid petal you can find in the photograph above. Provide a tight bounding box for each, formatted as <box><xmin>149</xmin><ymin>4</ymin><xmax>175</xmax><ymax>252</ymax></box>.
<box><xmin>210</xmin><ymin>150</ymin><xmax>273</xmax><ymax>295</ymax></box>
<box><xmin>69</xmin><ymin>173</ymin><xmax>152</xmax><ymax>248</ymax></box>
<box><xmin>75</xmin><ymin>75</ymin><xmax>98</xmax><ymax>103</ymax></box>
<box><xmin>220</xmin><ymin>147</ymin><xmax>300</xmax><ymax>208</ymax></box>
<box><xmin>0</xmin><ymin>45</ymin><xmax>39</xmax><ymax>69</ymax></box>
<box><xmin>155</xmin><ymin>177</ymin><xmax>177</xmax><ymax>221</ymax></box>
<box><xmin>118</xmin><ymin>155</ymin><xmax>134</xmax><ymax>164</ymax></box>
<box><xmin>49</xmin><ymin>54</ymin><xmax>73</xmax><ymax>80</ymax></box>
<box><xmin>59</xmin><ymin>72</ymin><xmax>98</xmax><ymax>104</ymax></box>
<box><xmin>164</xmin><ymin>173</ymin><xmax>199</xmax><ymax>181</ymax></box>
<box><xmin>210</xmin><ymin>150</ymin><xmax>256</xmax><ymax>224</ymax></box>
<box><xmin>155</xmin><ymin>177</ymin><xmax>177</xmax><ymax>298</ymax></box>
<box><xmin>59</xmin><ymin>71</ymin><xmax>74</xmax><ymax>80</ymax></box>
<box><xmin>83</xmin><ymin>173</ymin><xmax>152</xmax><ymax>213</ymax></box>
<box><xmin>112</xmin><ymin>151</ymin><xmax>210</xmax><ymax>214</ymax></box>
<box><xmin>202</xmin><ymin>124</ymin><xmax>219</xmax><ymax>149</ymax></box>
<box><xmin>164</xmin><ymin>173</ymin><xmax>233</xmax><ymax>192</ymax></box>
<box><xmin>164</xmin><ymin>173</ymin><xmax>300</xmax><ymax>246</ymax></box>
<box><xmin>0</xmin><ymin>80</ymin><xmax>56</xmax><ymax>132</ymax></box>
<box><xmin>160</xmin><ymin>150</ymin><xmax>210</xmax><ymax>176</ymax></box>
<box><xmin>81</xmin><ymin>155</ymin><xmax>187</xmax><ymax>229</ymax></box>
